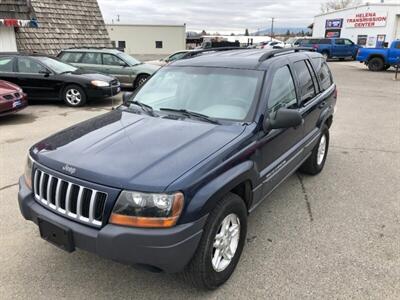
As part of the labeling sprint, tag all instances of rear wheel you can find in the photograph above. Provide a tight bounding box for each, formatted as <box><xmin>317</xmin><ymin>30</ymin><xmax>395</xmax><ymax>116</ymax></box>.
<box><xmin>134</xmin><ymin>74</ymin><xmax>149</xmax><ymax>89</ymax></box>
<box><xmin>183</xmin><ymin>193</ymin><xmax>247</xmax><ymax>290</ymax></box>
<box><xmin>63</xmin><ymin>85</ymin><xmax>86</xmax><ymax>107</ymax></box>
<box><xmin>368</xmin><ymin>57</ymin><xmax>384</xmax><ymax>71</ymax></box>
<box><xmin>299</xmin><ymin>125</ymin><xmax>329</xmax><ymax>175</ymax></box>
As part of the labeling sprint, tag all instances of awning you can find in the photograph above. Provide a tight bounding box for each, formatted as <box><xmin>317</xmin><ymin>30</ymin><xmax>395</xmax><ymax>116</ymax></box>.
<box><xmin>0</xmin><ymin>18</ymin><xmax>38</xmax><ymax>28</ymax></box>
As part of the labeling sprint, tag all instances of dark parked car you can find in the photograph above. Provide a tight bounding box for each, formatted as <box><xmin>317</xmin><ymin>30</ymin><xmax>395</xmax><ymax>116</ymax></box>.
<box><xmin>18</xmin><ymin>48</ymin><xmax>336</xmax><ymax>289</ymax></box>
<box><xmin>58</xmin><ymin>48</ymin><xmax>159</xmax><ymax>89</ymax></box>
<box><xmin>298</xmin><ymin>38</ymin><xmax>360</xmax><ymax>60</ymax></box>
<box><xmin>0</xmin><ymin>53</ymin><xmax>120</xmax><ymax>107</ymax></box>
<box><xmin>0</xmin><ymin>80</ymin><xmax>27</xmax><ymax>116</ymax></box>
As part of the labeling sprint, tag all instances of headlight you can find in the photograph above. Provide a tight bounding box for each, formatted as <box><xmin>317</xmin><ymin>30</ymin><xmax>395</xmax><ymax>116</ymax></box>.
<box><xmin>24</xmin><ymin>155</ymin><xmax>34</xmax><ymax>189</ymax></box>
<box><xmin>109</xmin><ymin>191</ymin><xmax>184</xmax><ymax>228</ymax></box>
<box><xmin>91</xmin><ymin>80</ymin><xmax>110</xmax><ymax>87</ymax></box>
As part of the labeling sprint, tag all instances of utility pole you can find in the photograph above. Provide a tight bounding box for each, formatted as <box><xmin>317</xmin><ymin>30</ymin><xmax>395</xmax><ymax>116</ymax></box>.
<box><xmin>270</xmin><ymin>17</ymin><xmax>275</xmax><ymax>41</ymax></box>
<box><xmin>117</xmin><ymin>14</ymin><xmax>120</xmax><ymax>22</ymax></box>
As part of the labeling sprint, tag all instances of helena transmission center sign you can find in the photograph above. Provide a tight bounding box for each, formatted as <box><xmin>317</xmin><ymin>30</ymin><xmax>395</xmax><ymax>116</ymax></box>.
<box><xmin>346</xmin><ymin>12</ymin><xmax>387</xmax><ymax>28</ymax></box>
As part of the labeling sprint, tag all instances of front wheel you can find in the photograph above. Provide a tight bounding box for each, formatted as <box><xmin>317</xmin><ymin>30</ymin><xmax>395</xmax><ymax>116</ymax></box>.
<box><xmin>299</xmin><ymin>125</ymin><xmax>330</xmax><ymax>175</ymax></box>
<box><xmin>63</xmin><ymin>85</ymin><xmax>86</xmax><ymax>107</ymax></box>
<box><xmin>134</xmin><ymin>74</ymin><xmax>149</xmax><ymax>89</ymax></box>
<box><xmin>183</xmin><ymin>193</ymin><xmax>247</xmax><ymax>290</ymax></box>
<box><xmin>368</xmin><ymin>57</ymin><xmax>384</xmax><ymax>71</ymax></box>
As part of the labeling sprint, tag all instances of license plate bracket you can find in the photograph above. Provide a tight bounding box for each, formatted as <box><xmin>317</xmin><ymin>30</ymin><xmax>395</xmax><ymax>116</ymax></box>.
<box><xmin>38</xmin><ymin>218</ymin><xmax>75</xmax><ymax>252</ymax></box>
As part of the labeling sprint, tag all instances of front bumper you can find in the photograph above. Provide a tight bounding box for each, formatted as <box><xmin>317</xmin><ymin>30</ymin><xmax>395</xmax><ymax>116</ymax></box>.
<box><xmin>86</xmin><ymin>84</ymin><xmax>121</xmax><ymax>99</ymax></box>
<box><xmin>18</xmin><ymin>177</ymin><xmax>206</xmax><ymax>273</ymax></box>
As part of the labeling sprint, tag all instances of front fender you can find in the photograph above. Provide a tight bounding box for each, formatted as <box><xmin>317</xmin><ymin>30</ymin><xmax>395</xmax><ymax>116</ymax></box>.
<box><xmin>179</xmin><ymin>161</ymin><xmax>256</xmax><ymax>223</ymax></box>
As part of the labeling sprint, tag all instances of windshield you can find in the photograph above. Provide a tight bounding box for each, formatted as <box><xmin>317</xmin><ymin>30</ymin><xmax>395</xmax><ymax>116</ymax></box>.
<box><xmin>118</xmin><ymin>52</ymin><xmax>141</xmax><ymax>66</ymax></box>
<box><xmin>36</xmin><ymin>57</ymin><xmax>77</xmax><ymax>74</ymax></box>
<box><xmin>131</xmin><ymin>66</ymin><xmax>262</xmax><ymax>122</ymax></box>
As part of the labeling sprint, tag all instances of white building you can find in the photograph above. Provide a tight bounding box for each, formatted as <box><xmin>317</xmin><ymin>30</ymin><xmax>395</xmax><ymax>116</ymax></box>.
<box><xmin>106</xmin><ymin>24</ymin><xmax>186</xmax><ymax>56</ymax></box>
<box><xmin>312</xmin><ymin>3</ymin><xmax>400</xmax><ymax>47</ymax></box>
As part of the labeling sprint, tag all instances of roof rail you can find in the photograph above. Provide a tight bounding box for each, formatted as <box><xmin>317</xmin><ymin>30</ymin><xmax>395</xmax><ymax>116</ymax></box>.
<box><xmin>63</xmin><ymin>47</ymin><xmax>119</xmax><ymax>50</ymax></box>
<box><xmin>182</xmin><ymin>47</ymin><xmax>247</xmax><ymax>59</ymax></box>
<box><xmin>258</xmin><ymin>47</ymin><xmax>315</xmax><ymax>62</ymax></box>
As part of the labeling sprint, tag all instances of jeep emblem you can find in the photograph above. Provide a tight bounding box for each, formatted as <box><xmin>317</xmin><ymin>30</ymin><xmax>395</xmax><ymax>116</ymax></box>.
<box><xmin>62</xmin><ymin>164</ymin><xmax>76</xmax><ymax>175</ymax></box>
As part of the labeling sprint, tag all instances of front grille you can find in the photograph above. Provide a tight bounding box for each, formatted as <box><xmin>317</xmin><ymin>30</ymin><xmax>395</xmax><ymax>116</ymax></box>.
<box><xmin>33</xmin><ymin>169</ymin><xmax>107</xmax><ymax>227</ymax></box>
<box><xmin>3</xmin><ymin>94</ymin><xmax>14</xmax><ymax>100</ymax></box>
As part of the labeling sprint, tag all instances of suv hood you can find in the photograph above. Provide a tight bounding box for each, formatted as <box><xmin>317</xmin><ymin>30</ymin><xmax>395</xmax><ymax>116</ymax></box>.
<box><xmin>31</xmin><ymin>110</ymin><xmax>245</xmax><ymax>192</ymax></box>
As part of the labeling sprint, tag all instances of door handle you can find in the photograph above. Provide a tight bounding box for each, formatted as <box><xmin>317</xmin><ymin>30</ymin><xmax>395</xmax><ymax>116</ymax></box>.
<box><xmin>319</xmin><ymin>101</ymin><xmax>326</xmax><ymax>109</ymax></box>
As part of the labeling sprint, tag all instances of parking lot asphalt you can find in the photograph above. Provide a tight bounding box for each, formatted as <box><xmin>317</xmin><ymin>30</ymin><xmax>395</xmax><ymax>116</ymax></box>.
<box><xmin>0</xmin><ymin>61</ymin><xmax>399</xmax><ymax>299</ymax></box>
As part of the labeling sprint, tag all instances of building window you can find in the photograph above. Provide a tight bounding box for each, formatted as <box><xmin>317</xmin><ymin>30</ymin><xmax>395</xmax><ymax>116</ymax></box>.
<box><xmin>118</xmin><ymin>41</ymin><xmax>126</xmax><ymax>49</ymax></box>
<box><xmin>155</xmin><ymin>41</ymin><xmax>163</xmax><ymax>49</ymax></box>
<box><xmin>357</xmin><ymin>35</ymin><xmax>368</xmax><ymax>46</ymax></box>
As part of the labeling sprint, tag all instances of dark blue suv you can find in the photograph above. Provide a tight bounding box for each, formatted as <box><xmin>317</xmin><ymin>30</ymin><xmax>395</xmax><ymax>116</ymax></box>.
<box><xmin>18</xmin><ymin>48</ymin><xmax>337</xmax><ymax>290</ymax></box>
<box><xmin>298</xmin><ymin>38</ymin><xmax>360</xmax><ymax>60</ymax></box>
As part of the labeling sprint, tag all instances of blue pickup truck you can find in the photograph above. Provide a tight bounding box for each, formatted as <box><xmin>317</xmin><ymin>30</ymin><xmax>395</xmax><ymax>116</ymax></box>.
<box><xmin>356</xmin><ymin>40</ymin><xmax>400</xmax><ymax>71</ymax></box>
<box><xmin>298</xmin><ymin>38</ymin><xmax>360</xmax><ymax>60</ymax></box>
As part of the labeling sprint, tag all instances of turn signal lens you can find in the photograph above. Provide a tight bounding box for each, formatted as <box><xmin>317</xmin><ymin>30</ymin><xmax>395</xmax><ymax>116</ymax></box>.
<box><xmin>109</xmin><ymin>192</ymin><xmax>184</xmax><ymax>228</ymax></box>
<box><xmin>24</xmin><ymin>155</ymin><xmax>33</xmax><ymax>189</ymax></box>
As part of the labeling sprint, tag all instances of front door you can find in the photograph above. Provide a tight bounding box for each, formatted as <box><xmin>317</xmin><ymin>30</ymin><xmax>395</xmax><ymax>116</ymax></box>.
<box><xmin>332</xmin><ymin>38</ymin><xmax>347</xmax><ymax>57</ymax></box>
<box><xmin>101</xmin><ymin>53</ymin><xmax>132</xmax><ymax>86</ymax></box>
<box><xmin>257</xmin><ymin>64</ymin><xmax>305</xmax><ymax>200</ymax></box>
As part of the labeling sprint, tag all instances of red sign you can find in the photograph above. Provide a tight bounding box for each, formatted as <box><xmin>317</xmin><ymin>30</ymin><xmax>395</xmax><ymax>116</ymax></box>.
<box><xmin>346</xmin><ymin>12</ymin><xmax>387</xmax><ymax>28</ymax></box>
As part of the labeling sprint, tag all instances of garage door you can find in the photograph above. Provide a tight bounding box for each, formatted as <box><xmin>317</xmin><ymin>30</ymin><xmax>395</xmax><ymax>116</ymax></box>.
<box><xmin>0</xmin><ymin>27</ymin><xmax>17</xmax><ymax>51</ymax></box>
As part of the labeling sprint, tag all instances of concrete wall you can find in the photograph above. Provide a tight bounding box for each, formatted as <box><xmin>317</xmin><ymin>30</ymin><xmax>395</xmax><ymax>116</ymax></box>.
<box><xmin>106</xmin><ymin>24</ymin><xmax>186</xmax><ymax>56</ymax></box>
<box><xmin>0</xmin><ymin>27</ymin><xmax>17</xmax><ymax>52</ymax></box>
<box><xmin>313</xmin><ymin>4</ymin><xmax>400</xmax><ymax>47</ymax></box>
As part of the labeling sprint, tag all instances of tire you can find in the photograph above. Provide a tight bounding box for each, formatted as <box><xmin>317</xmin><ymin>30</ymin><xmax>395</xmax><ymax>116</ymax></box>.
<box><xmin>183</xmin><ymin>193</ymin><xmax>247</xmax><ymax>290</ymax></box>
<box><xmin>321</xmin><ymin>51</ymin><xmax>329</xmax><ymax>60</ymax></box>
<box><xmin>368</xmin><ymin>57</ymin><xmax>384</xmax><ymax>72</ymax></box>
<box><xmin>63</xmin><ymin>85</ymin><xmax>86</xmax><ymax>107</ymax></box>
<box><xmin>134</xmin><ymin>74</ymin><xmax>149</xmax><ymax>89</ymax></box>
<box><xmin>299</xmin><ymin>125</ymin><xmax>329</xmax><ymax>175</ymax></box>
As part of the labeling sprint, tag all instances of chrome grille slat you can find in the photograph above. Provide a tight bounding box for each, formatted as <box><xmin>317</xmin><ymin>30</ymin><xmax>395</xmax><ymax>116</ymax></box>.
<box><xmin>33</xmin><ymin>168</ymin><xmax>107</xmax><ymax>228</ymax></box>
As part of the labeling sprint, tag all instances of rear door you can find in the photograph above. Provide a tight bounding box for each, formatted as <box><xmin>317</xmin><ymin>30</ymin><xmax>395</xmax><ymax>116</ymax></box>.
<box><xmin>0</xmin><ymin>56</ymin><xmax>18</xmax><ymax>85</ymax></box>
<box><xmin>76</xmin><ymin>52</ymin><xmax>103</xmax><ymax>73</ymax></box>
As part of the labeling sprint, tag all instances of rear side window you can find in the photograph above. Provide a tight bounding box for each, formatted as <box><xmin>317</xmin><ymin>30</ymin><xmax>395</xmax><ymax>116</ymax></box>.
<box><xmin>293</xmin><ymin>60</ymin><xmax>316</xmax><ymax>104</ymax></box>
<box><xmin>268</xmin><ymin>66</ymin><xmax>297</xmax><ymax>117</ymax></box>
<box><xmin>318</xmin><ymin>39</ymin><xmax>331</xmax><ymax>45</ymax></box>
<box><xmin>312</xmin><ymin>57</ymin><xmax>333</xmax><ymax>91</ymax></box>
<box><xmin>60</xmin><ymin>52</ymin><xmax>84</xmax><ymax>63</ymax></box>
<box><xmin>0</xmin><ymin>57</ymin><xmax>14</xmax><ymax>72</ymax></box>
<box><xmin>81</xmin><ymin>52</ymin><xmax>102</xmax><ymax>65</ymax></box>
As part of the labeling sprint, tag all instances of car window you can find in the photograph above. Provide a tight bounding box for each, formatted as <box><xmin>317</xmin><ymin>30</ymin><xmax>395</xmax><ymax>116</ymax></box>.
<box><xmin>335</xmin><ymin>39</ymin><xmax>345</xmax><ymax>45</ymax></box>
<box><xmin>268</xmin><ymin>66</ymin><xmax>297</xmax><ymax>117</ymax></box>
<box><xmin>0</xmin><ymin>57</ymin><xmax>14</xmax><ymax>72</ymax></box>
<box><xmin>102</xmin><ymin>54</ymin><xmax>126</xmax><ymax>66</ymax></box>
<box><xmin>17</xmin><ymin>57</ymin><xmax>46</xmax><ymax>74</ymax></box>
<box><xmin>396</xmin><ymin>42</ymin><xmax>400</xmax><ymax>49</ymax></box>
<box><xmin>60</xmin><ymin>52</ymin><xmax>84</xmax><ymax>63</ymax></box>
<box><xmin>168</xmin><ymin>52</ymin><xmax>187</xmax><ymax>62</ymax></box>
<box><xmin>319</xmin><ymin>39</ymin><xmax>331</xmax><ymax>44</ymax></box>
<box><xmin>313</xmin><ymin>58</ymin><xmax>333</xmax><ymax>91</ymax></box>
<box><xmin>293</xmin><ymin>60</ymin><xmax>316</xmax><ymax>104</ymax></box>
<box><xmin>81</xmin><ymin>52</ymin><xmax>102</xmax><ymax>65</ymax></box>
<box><xmin>344</xmin><ymin>39</ymin><xmax>354</xmax><ymax>45</ymax></box>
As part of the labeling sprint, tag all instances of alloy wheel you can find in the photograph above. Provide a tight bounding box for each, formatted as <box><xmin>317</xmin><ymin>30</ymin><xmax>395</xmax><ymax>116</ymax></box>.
<box><xmin>317</xmin><ymin>134</ymin><xmax>327</xmax><ymax>165</ymax></box>
<box><xmin>65</xmin><ymin>89</ymin><xmax>82</xmax><ymax>106</ymax></box>
<box><xmin>211</xmin><ymin>213</ymin><xmax>241</xmax><ymax>272</ymax></box>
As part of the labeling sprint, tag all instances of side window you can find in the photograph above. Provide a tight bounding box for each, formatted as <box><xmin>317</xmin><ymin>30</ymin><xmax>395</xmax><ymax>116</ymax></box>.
<box><xmin>60</xmin><ymin>52</ymin><xmax>84</xmax><ymax>63</ymax></box>
<box><xmin>395</xmin><ymin>42</ymin><xmax>400</xmax><ymax>49</ymax></box>
<box><xmin>268</xmin><ymin>66</ymin><xmax>297</xmax><ymax>117</ymax></box>
<box><xmin>335</xmin><ymin>39</ymin><xmax>345</xmax><ymax>45</ymax></box>
<box><xmin>17</xmin><ymin>57</ymin><xmax>45</xmax><ymax>74</ymax></box>
<box><xmin>0</xmin><ymin>57</ymin><xmax>14</xmax><ymax>72</ymax></box>
<box><xmin>293</xmin><ymin>60</ymin><xmax>316</xmax><ymax>104</ymax></box>
<box><xmin>312</xmin><ymin>57</ymin><xmax>333</xmax><ymax>91</ymax></box>
<box><xmin>102</xmin><ymin>54</ymin><xmax>125</xmax><ymax>66</ymax></box>
<box><xmin>344</xmin><ymin>39</ymin><xmax>354</xmax><ymax>45</ymax></box>
<box><xmin>168</xmin><ymin>52</ymin><xmax>186</xmax><ymax>62</ymax></box>
<box><xmin>81</xmin><ymin>52</ymin><xmax>102</xmax><ymax>65</ymax></box>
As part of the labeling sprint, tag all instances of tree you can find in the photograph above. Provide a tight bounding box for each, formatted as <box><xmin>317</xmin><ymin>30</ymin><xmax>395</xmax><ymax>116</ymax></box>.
<box><xmin>244</xmin><ymin>28</ymin><xmax>249</xmax><ymax>36</ymax></box>
<box><xmin>321</xmin><ymin>0</ymin><xmax>361</xmax><ymax>13</ymax></box>
<box><xmin>285</xmin><ymin>29</ymin><xmax>291</xmax><ymax>36</ymax></box>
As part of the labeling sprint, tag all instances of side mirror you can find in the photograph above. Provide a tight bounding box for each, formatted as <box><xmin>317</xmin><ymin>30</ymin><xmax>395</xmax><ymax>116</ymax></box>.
<box><xmin>122</xmin><ymin>92</ymin><xmax>133</xmax><ymax>106</ymax></box>
<box><xmin>39</xmin><ymin>69</ymin><xmax>50</xmax><ymax>77</ymax></box>
<box><xmin>263</xmin><ymin>108</ymin><xmax>303</xmax><ymax>131</ymax></box>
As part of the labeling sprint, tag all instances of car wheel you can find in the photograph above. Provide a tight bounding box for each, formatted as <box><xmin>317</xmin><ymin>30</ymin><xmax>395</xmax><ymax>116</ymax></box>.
<box><xmin>321</xmin><ymin>51</ymin><xmax>329</xmax><ymax>60</ymax></box>
<box><xmin>183</xmin><ymin>193</ymin><xmax>247</xmax><ymax>290</ymax></box>
<box><xmin>134</xmin><ymin>74</ymin><xmax>149</xmax><ymax>89</ymax></box>
<box><xmin>299</xmin><ymin>125</ymin><xmax>329</xmax><ymax>175</ymax></box>
<box><xmin>368</xmin><ymin>57</ymin><xmax>384</xmax><ymax>71</ymax></box>
<box><xmin>63</xmin><ymin>85</ymin><xmax>86</xmax><ymax>107</ymax></box>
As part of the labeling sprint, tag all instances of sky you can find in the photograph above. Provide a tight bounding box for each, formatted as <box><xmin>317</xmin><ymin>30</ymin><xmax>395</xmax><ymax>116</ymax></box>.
<box><xmin>97</xmin><ymin>0</ymin><xmax>396</xmax><ymax>34</ymax></box>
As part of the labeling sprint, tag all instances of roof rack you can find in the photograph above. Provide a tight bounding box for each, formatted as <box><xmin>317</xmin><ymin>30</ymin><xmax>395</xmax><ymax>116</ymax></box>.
<box><xmin>63</xmin><ymin>47</ymin><xmax>119</xmax><ymax>50</ymax></box>
<box><xmin>258</xmin><ymin>47</ymin><xmax>315</xmax><ymax>62</ymax></box>
<box><xmin>182</xmin><ymin>47</ymin><xmax>247</xmax><ymax>59</ymax></box>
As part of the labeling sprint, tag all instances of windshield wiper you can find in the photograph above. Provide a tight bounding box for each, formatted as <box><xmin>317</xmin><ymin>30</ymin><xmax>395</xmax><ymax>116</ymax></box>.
<box><xmin>159</xmin><ymin>108</ymin><xmax>220</xmax><ymax>125</ymax></box>
<box><xmin>128</xmin><ymin>100</ymin><xmax>154</xmax><ymax>115</ymax></box>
